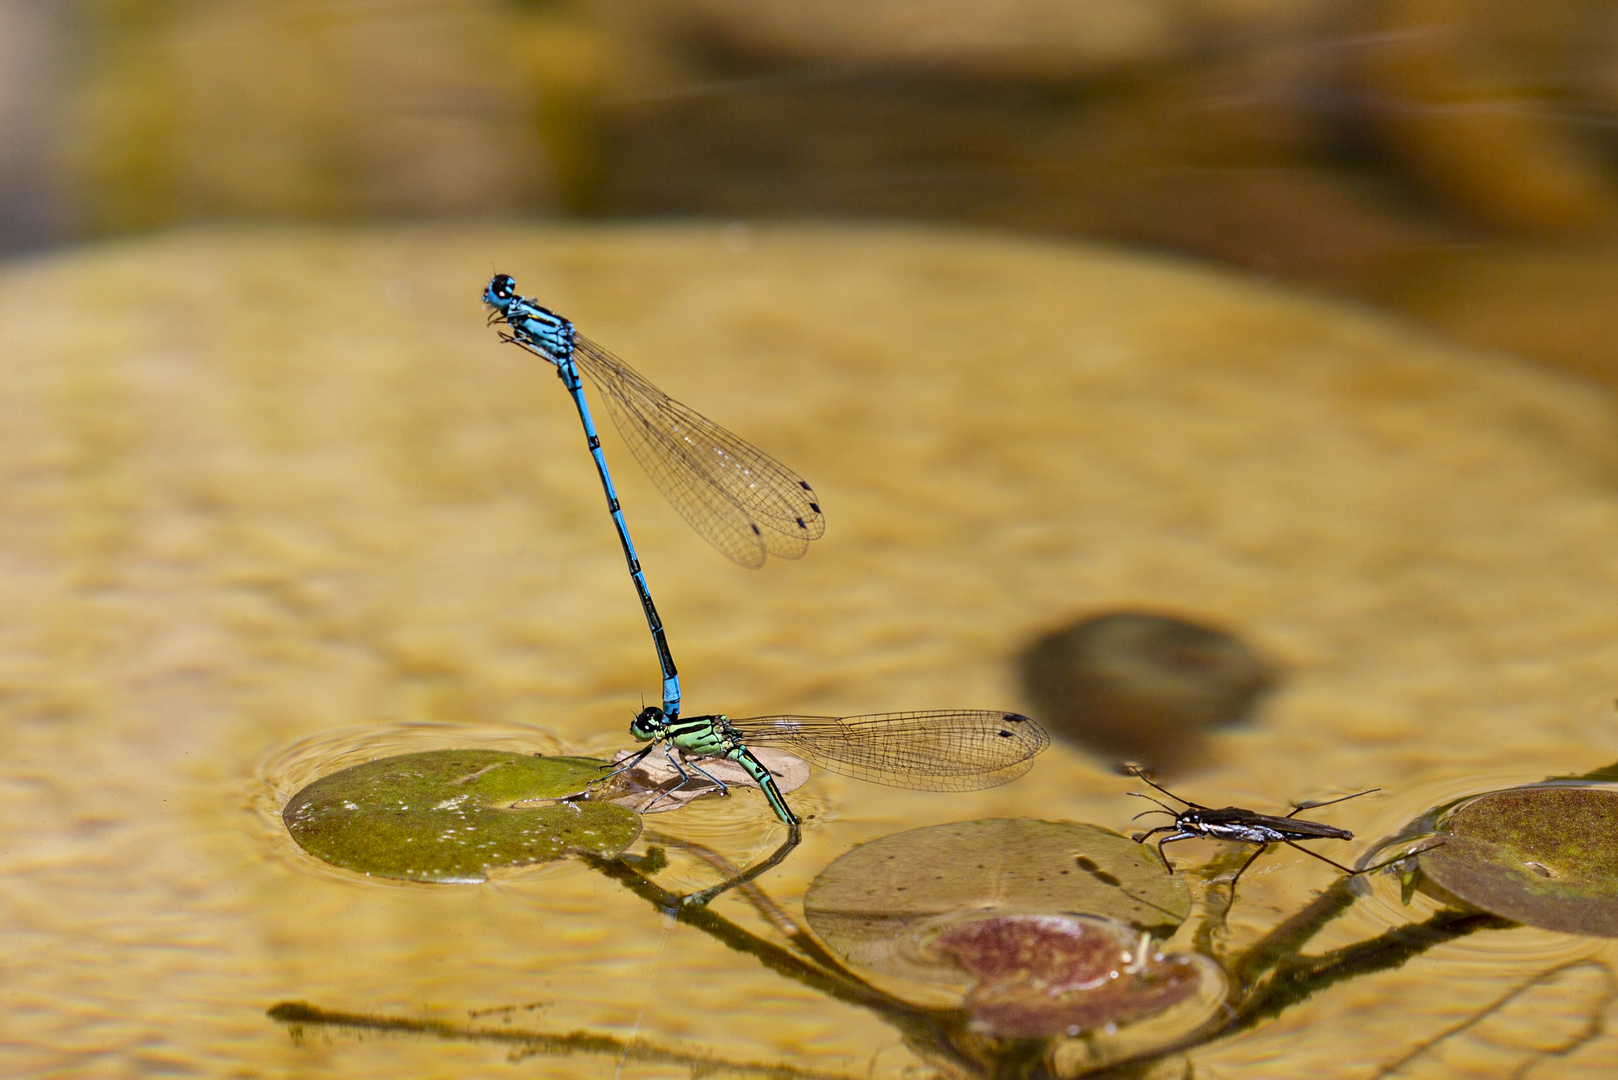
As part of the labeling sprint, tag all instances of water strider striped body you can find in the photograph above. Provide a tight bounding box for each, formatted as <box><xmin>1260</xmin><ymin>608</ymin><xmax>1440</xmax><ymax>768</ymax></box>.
<box><xmin>1125</xmin><ymin>766</ymin><xmax>1430</xmax><ymax>899</ymax></box>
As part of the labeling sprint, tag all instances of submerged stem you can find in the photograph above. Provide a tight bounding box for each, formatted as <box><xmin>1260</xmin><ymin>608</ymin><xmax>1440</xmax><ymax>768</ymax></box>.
<box><xmin>1229</xmin><ymin>908</ymin><xmax>1515</xmax><ymax>1032</ymax></box>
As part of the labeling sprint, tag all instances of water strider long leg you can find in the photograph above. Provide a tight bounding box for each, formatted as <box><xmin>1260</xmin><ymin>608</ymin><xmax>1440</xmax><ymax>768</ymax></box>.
<box><xmin>1227</xmin><ymin>837</ymin><xmax>1444</xmax><ymax>902</ymax></box>
<box><xmin>1150</xmin><ymin>831</ymin><xmax>1201</xmax><ymax>874</ymax></box>
<box><xmin>1279</xmin><ymin>839</ymin><xmax>1358</xmax><ymax>876</ymax></box>
<box><xmin>1285</xmin><ymin>788</ymin><xmax>1379</xmax><ymax>817</ymax></box>
<box><xmin>1226</xmin><ymin>843</ymin><xmax>1271</xmax><ymax>896</ymax></box>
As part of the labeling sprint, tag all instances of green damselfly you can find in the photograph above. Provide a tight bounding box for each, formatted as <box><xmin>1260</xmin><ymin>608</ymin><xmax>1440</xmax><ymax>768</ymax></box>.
<box><xmin>611</xmin><ymin>707</ymin><xmax>1050</xmax><ymax>903</ymax></box>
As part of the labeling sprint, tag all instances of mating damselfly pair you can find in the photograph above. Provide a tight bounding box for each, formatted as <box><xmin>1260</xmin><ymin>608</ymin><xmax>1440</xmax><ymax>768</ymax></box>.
<box><xmin>483</xmin><ymin>275</ymin><xmax>1048</xmax><ymax>899</ymax></box>
<box><xmin>484</xmin><ymin>272</ymin><xmax>824</xmax><ymax>722</ymax></box>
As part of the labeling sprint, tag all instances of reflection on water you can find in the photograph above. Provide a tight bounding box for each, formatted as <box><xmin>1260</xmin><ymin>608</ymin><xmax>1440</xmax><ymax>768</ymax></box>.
<box><xmin>6</xmin><ymin>221</ymin><xmax>1618</xmax><ymax>1075</ymax></box>
<box><xmin>252</xmin><ymin>722</ymin><xmax>1617</xmax><ymax>1076</ymax></box>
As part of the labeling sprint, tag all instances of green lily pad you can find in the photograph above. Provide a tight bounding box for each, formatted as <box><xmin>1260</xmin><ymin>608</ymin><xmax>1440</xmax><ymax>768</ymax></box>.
<box><xmin>803</xmin><ymin>819</ymin><xmax>1190</xmax><ymax>982</ymax></box>
<box><xmin>282</xmin><ymin>750</ymin><xmax>641</xmax><ymax>882</ymax></box>
<box><xmin>1418</xmin><ymin>787</ymin><xmax>1618</xmax><ymax>936</ymax></box>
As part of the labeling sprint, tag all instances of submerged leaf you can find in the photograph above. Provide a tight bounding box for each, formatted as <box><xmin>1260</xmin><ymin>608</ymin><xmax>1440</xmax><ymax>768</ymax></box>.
<box><xmin>1419</xmin><ymin>787</ymin><xmax>1618</xmax><ymax>936</ymax></box>
<box><xmin>283</xmin><ymin>750</ymin><xmax>641</xmax><ymax>882</ymax></box>
<box><xmin>804</xmin><ymin>819</ymin><xmax>1189</xmax><ymax>983</ymax></box>
<box><xmin>932</xmin><ymin>914</ymin><xmax>1219</xmax><ymax>1037</ymax></box>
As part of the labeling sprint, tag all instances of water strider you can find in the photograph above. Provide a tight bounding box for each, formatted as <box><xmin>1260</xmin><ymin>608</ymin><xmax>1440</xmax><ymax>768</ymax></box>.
<box><xmin>483</xmin><ymin>273</ymin><xmax>826</xmax><ymax>720</ymax></box>
<box><xmin>613</xmin><ymin>707</ymin><xmax>1051</xmax><ymax>904</ymax></box>
<box><xmin>1125</xmin><ymin>765</ymin><xmax>1425</xmax><ymax>897</ymax></box>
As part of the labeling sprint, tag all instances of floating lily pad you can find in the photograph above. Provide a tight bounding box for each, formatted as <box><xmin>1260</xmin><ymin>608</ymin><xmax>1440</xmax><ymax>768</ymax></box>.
<box><xmin>803</xmin><ymin>819</ymin><xmax>1189</xmax><ymax>982</ymax></box>
<box><xmin>1419</xmin><ymin>787</ymin><xmax>1618</xmax><ymax>936</ymax></box>
<box><xmin>283</xmin><ymin>750</ymin><xmax>641</xmax><ymax>882</ymax></box>
<box><xmin>931</xmin><ymin>914</ymin><xmax>1222</xmax><ymax>1038</ymax></box>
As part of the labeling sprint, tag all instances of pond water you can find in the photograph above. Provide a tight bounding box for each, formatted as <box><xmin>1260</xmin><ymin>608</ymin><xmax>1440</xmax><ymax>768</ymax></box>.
<box><xmin>3</xmin><ymin>222</ymin><xmax>1618</xmax><ymax>1077</ymax></box>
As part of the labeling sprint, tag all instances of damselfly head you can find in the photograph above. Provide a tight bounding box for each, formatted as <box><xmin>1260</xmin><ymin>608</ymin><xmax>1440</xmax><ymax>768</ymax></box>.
<box><xmin>630</xmin><ymin>706</ymin><xmax>670</xmax><ymax>742</ymax></box>
<box><xmin>484</xmin><ymin>273</ymin><xmax>519</xmax><ymax>306</ymax></box>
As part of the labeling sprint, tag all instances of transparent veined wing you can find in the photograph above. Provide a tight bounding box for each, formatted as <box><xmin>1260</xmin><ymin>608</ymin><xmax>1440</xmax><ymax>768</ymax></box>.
<box><xmin>732</xmin><ymin>711</ymin><xmax>1050</xmax><ymax>791</ymax></box>
<box><xmin>571</xmin><ymin>334</ymin><xmax>825</xmax><ymax>568</ymax></box>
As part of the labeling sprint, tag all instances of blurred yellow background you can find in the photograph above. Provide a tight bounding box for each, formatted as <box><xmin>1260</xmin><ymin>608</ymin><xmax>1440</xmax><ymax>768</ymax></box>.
<box><xmin>3</xmin><ymin>0</ymin><xmax>1618</xmax><ymax>385</ymax></box>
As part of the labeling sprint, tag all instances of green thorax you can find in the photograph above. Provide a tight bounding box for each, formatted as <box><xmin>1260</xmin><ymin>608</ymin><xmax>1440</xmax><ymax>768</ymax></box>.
<box><xmin>630</xmin><ymin>707</ymin><xmax>744</xmax><ymax>761</ymax></box>
<box><xmin>629</xmin><ymin>707</ymin><xmax>797</xmax><ymax>825</ymax></box>
<box><xmin>666</xmin><ymin>714</ymin><xmax>745</xmax><ymax>760</ymax></box>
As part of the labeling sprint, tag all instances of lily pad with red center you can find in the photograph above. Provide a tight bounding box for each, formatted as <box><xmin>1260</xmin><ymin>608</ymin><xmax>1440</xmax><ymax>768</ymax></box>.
<box><xmin>930</xmin><ymin>914</ymin><xmax>1222</xmax><ymax>1038</ymax></box>
<box><xmin>1418</xmin><ymin>786</ymin><xmax>1618</xmax><ymax>936</ymax></box>
<box><xmin>803</xmin><ymin>819</ymin><xmax>1190</xmax><ymax>984</ymax></box>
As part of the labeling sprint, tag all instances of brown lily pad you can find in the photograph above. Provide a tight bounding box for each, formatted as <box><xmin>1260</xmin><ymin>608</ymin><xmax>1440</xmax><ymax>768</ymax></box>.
<box><xmin>283</xmin><ymin>750</ymin><xmax>641</xmax><ymax>882</ymax></box>
<box><xmin>1419</xmin><ymin>787</ymin><xmax>1618</xmax><ymax>936</ymax></box>
<box><xmin>931</xmin><ymin>914</ymin><xmax>1221</xmax><ymax>1038</ymax></box>
<box><xmin>803</xmin><ymin>819</ymin><xmax>1190</xmax><ymax>983</ymax></box>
